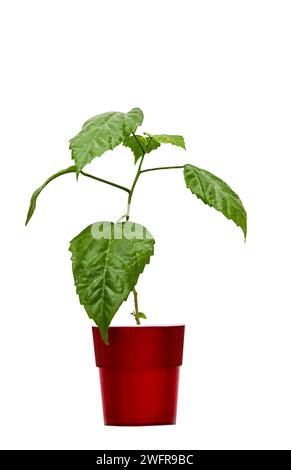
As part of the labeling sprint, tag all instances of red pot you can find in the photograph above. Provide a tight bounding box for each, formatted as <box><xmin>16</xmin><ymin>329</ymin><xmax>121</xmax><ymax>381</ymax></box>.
<box><xmin>92</xmin><ymin>325</ymin><xmax>185</xmax><ymax>426</ymax></box>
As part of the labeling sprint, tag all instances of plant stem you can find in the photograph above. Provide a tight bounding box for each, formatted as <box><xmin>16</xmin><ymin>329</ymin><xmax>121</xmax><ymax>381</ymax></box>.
<box><xmin>140</xmin><ymin>165</ymin><xmax>185</xmax><ymax>174</ymax></box>
<box><xmin>133</xmin><ymin>287</ymin><xmax>140</xmax><ymax>325</ymax></box>
<box><xmin>126</xmin><ymin>155</ymin><xmax>145</xmax><ymax>220</ymax></box>
<box><xmin>125</xmin><ymin>133</ymin><xmax>150</xmax><ymax>324</ymax></box>
<box><xmin>125</xmin><ymin>133</ymin><xmax>147</xmax><ymax>220</ymax></box>
<box><xmin>80</xmin><ymin>170</ymin><xmax>130</xmax><ymax>193</ymax></box>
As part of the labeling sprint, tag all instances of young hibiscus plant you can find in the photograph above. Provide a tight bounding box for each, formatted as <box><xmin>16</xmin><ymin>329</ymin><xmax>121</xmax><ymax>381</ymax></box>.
<box><xmin>26</xmin><ymin>107</ymin><xmax>247</xmax><ymax>343</ymax></box>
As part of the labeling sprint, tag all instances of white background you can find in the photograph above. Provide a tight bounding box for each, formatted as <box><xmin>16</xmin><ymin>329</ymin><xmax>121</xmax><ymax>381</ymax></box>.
<box><xmin>0</xmin><ymin>0</ymin><xmax>290</xmax><ymax>450</ymax></box>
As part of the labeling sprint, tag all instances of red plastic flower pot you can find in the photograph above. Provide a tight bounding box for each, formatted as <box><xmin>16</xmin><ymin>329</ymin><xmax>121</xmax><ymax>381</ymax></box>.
<box><xmin>92</xmin><ymin>325</ymin><xmax>185</xmax><ymax>426</ymax></box>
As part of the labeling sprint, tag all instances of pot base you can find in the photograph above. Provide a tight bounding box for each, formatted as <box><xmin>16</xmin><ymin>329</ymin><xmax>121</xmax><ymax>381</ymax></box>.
<box><xmin>99</xmin><ymin>366</ymin><xmax>180</xmax><ymax>426</ymax></box>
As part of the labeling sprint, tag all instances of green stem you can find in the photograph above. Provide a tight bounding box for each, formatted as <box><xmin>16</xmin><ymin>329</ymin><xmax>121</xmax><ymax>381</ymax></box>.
<box><xmin>80</xmin><ymin>170</ymin><xmax>130</xmax><ymax>193</ymax></box>
<box><xmin>125</xmin><ymin>133</ymin><xmax>151</xmax><ymax>324</ymax></box>
<box><xmin>125</xmin><ymin>133</ymin><xmax>148</xmax><ymax>220</ymax></box>
<box><xmin>133</xmin><ymin>288</ymin><xmax>140</xmax><ymax>325</ymax></box>
<box><xmin>126</xmin><ymin>154</ymin><xmax>145</xmax><ymax>220</ymax></box>
<box><xmin>140</xmin><ymin>165</ymin><xmax>185</xmax><ymax>174</ymax></box>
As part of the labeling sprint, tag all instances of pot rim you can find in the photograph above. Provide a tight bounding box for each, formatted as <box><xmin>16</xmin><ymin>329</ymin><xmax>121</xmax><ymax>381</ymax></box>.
<box><xmin>92</xmin><ymin>324</ymin><xmax>185</xmax><ymax>328</ymax></box>
<box><xmin>92</xmin><ymin>324</ymin><xmax>185</xmax><ymax>368</ymax></box>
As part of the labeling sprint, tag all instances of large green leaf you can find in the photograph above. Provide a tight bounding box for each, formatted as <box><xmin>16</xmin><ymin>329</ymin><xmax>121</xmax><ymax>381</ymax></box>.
<box><xmin>184</xmin><ymin>164</ymin><xmax>247</xmax><ymax>238</ymax></box>
<box><xmin>70</xmin><ymin>108</ymin><xmax>143</xmax><ymax>173</ymax></box>
<box><xmin>123</xmin><ymin>135</ymin><xmax>160</xmax><ymax>163</ymax></box>
<box><xmin>25</xmin><ymin>166</ymin><xmax>76</xmax><ymax>225</ymax></box>
<box><xmin>69</xmin><ymin>221</ymin><xmax>154</xmax><ymax>343</ymax></box>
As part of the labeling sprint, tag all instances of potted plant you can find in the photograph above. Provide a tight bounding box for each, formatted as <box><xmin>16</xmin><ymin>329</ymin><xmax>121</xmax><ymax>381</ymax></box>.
<box><xmin>26</xmin><ymin>107</ymin><xmax>247</xmax><ymax>426</ymax></box>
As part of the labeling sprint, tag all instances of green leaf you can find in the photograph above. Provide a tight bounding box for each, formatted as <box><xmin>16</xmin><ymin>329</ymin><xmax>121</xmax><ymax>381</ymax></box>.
<box><xmin>130</xmin><ymin>311</ymin><xmax>147</xmax><ymax>320</ymax></box>
<box><xmin>136</xmin><ymin>312</ymin><xmax>147</xmax><ymax>319</ymax></box>
<box><xmin>123</xmin><ymin>133</ymin><xmax>186</xmax><ymax>163</ymax></box>
<box><xmin>25</xmin><ymin>166</ymin><xmax>76</xmax><ymax>225</ymax></box>
<box><xmin>123</xmin><ymin>135</ymin><xmax>160</xmax><ymax>163</ymax></box>
<box><xmin>70</xmin><ymin>108</ymin><xmax>144</xmax><ymax>173</ymax></box>
<box><xmin>184</xmin><ymin>164</ymin><xmax>247</xmax><ymax>238</ymax></box>
<box><xmin>149</xmin><ymin>134</ymin><xmax>186</xmax><ymax>150</ymax></box>
<box><xmin>69</xmin><ymin>221</ymin><xmax>154</xmax><ymax>343</ymax></box>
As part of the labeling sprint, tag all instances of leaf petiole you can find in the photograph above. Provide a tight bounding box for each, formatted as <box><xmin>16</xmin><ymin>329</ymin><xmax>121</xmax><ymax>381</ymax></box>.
<box><xmin>80</xmin><ymin>170</ymin><xmax>130</xmax><ymax>193</ymax></box>
<box><xmin>140</xmin><ymin>165</ymin><xmax>185</xmax><ymax>174</ymax></box>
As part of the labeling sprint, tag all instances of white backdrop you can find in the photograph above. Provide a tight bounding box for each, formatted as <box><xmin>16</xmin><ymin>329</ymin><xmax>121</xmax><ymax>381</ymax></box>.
<box><xmin>1</xmin><ymin>0</ymin><xmax>291</xmax><ymax>450</ymax></box>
